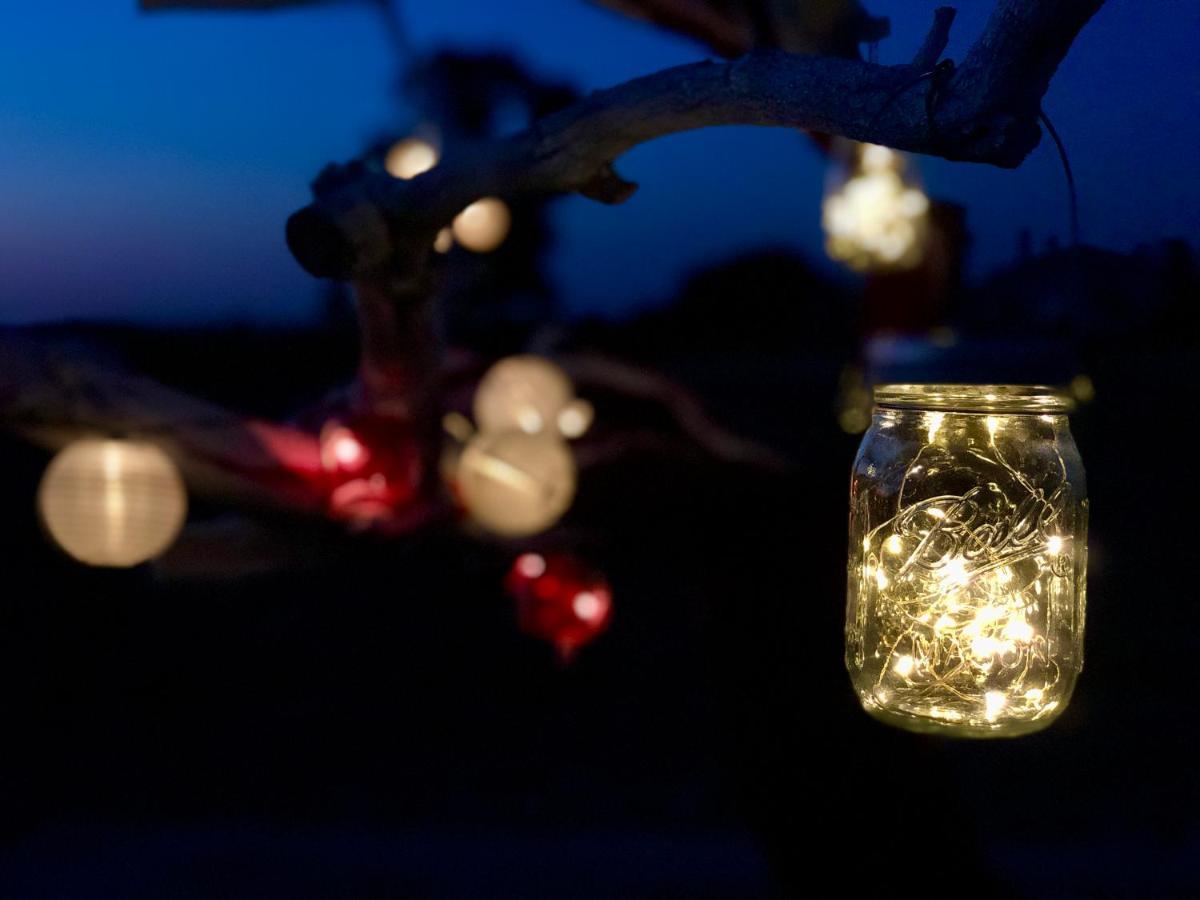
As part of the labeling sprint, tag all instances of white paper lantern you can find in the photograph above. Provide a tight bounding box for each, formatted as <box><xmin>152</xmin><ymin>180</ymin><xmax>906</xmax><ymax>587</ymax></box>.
<box><xmin>38</xmin><ymin>438</ymin><xmax>187</xmax><ymax>567</ymax></box>
<box><xmin>457</xmin><ymin>430</ymin><xmax>575</xmax><ymax>537</ymax></box>
<box><xmin>474</xmin><ymin>355</ymin><xmax>575</xmax><ymax>437</ymax></box>
<box><xmin>452</xmin><ymin>197</ymin><xmax>511</xmax><ymax>253</ymax></box>
<box><xmin>385</xmin><ymin>137</ymin><xmax>439</xmax><ymax>180</ymax></box>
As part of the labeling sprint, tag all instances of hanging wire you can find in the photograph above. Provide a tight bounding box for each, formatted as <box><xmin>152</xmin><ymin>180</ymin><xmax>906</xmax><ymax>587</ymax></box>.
<box><xmin>1038</xmin><ymin>108</ymin><xmax>1080</xmax><ymax>248</ymax></box>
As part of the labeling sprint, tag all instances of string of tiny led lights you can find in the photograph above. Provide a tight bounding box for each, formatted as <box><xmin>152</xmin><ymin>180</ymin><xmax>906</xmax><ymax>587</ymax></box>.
<box><xmin>854</xmin><ymin>412</ymin><xmax>1074</xmax><ymax>726</ymax></box>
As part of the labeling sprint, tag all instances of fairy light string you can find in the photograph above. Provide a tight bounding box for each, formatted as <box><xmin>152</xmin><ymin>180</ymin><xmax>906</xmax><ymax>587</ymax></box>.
<box><xmin>848</xmin><ymin>400</ymin><xmax>1085</xmax><ymax>733</ymax></box>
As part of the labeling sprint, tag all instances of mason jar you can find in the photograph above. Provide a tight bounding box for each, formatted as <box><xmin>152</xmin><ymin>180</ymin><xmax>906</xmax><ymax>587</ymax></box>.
<box><xmin>845</xmin><ymin>385</ymin><xmax>1088</xmax><ymax>737</ymax></box>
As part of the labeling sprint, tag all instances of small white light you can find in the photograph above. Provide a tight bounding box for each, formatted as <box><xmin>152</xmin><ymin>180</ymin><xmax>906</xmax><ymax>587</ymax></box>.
<box><xmin>385</xmin><ymin>137</ymin><xmax>438</xmax><ymax>180</ymax></box>
<box><xmin>452</xmin><ymin>197</ymin><xmax>511</xmax><ymax>253</ymax></box>
<box><xmin>572</xmin><ymin>591</ymin><xmax>604</xmax><ymax>622</ymax></box>
<box><xmin>985</xmin><ymin>691</ymin><xmax>1007</xmax><ymax>720</ymax></box>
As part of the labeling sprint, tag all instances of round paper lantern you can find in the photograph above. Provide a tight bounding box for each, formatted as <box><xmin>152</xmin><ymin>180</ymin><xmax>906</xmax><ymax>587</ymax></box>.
<box><xmin>385</xmin><ymin>137</ymin><xmax>439</xmax><ymax>180</ymax></box>
<box><xmin>457</xmin><ymin>430</ymin><xmax>575</xmax><ymax>537</ymax></box>
<box><xmin>505</xmin><ymin>553</ymin><xmax>613</xmax><ymax>661</ymax></box>
<box><xmin>451</xmin><ymin>197</ymin><xmax>511</xmax><ymax>253</ymax></box>
<box><xmin>474</xmin><ymin>355</ymin><xmax>575</xmax><ymax>437</ymax></box>
<box><xmin>38</xmin><ymin>438</ymin><xmax>187</xmax><ymax>567</ymax></box>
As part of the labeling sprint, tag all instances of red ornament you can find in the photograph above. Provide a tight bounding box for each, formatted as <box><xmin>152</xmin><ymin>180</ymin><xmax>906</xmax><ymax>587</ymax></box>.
<box><xmin>319</xmin><ymin>414</ymin><xmax>423</xmax><ymax>522</ymax></box>
<box><xmin>505</xmin><ymin>553</ymin><xmax>613</xmax><ymax>662</ymax></box>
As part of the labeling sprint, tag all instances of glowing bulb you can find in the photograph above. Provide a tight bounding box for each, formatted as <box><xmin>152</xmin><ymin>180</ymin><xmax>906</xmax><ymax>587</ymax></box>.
<box><xmin>1047</xmin><ymin>535</ymin><xmax>1064</xmax><ymax>555</ymax></box>
<box><xmin>987</xmin><ymin>416</ymin><xmax>1000</xmax><ymax>439</ymax></box>
<box><xmin>1003</xmin><ymin>618</ymin><xmax>1035</xmax><ymax>643</ymax></box>
<box><xmin>452</xmin><ymin>197</ymin><xmax>511</xmax><ymax>253</ymax></box>
<box><xmin>894</xmin><ymin>655</ymin><xmax>915</xmax><ymax>677</ymax></box>
<box><xmin>456</xmin><ymin>430</ymin><xmax>576</xmax><ymax>537</ymax></box>
<box><xmin>926</xmin><ymin>411</ymin><xmax>945</xmax><ymax>443</ymax></box>
<box><xmin>515</xmin><ymin>552</ymin><xmax>547</xmax><ymax>579</ymax></box>
<box><xmin>940</xmin><ymin>557</ymin><xmax>970</xmax><ymax>588</ymax></box>
<box><xmin>557</xmin><ymin>399</ymin><xmax>594</xmax><ymax>439</ymax></box>
<box><xmin>474</xmin><ymin>355</ymin><xmax>576</xmax><ymax>438</ymax></box>
<box><xmin>38</xmin><ymin>438</ymin><xmax>187</xmax><ymax>568</ymax></box>
<box><xmin>884</xmin><ymin>534</ymin><xmax>903</xmax><ymax>555</ymax></box>
<box><xmin>934</xmin><ymin>614</ymin><xmax>955</xmax><ymax>633</ymax></box>
<box><xmin>985</xmin><ymin>691</ymin><xmax>1007</xmax><ymax>720</ymax></box>
<box><xmin>572</xmin><ymin>591</ymin><xmax>605</xmax><ymax>622</ymax></box>
<box><xmin>1024</xmin><ymin>688</ymin><xmax>1045</xmax><ymax>703</ymax></box>
<box><xmin>875</xmin><ymin>568</ymin><xmax>889</xmax><ymax>590</ymax></box>
<box><xmin>385</xmin><ymin>137</ymin><xmax>439</xmax><ymax>180</ymax></box>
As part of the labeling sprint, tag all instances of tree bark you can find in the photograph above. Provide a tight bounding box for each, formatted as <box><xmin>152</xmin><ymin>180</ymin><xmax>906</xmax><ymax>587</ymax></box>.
<box><xmin>286</xmin><ymin>0</ymin><xmax>1105</xmax><ymax>282</ymax></box>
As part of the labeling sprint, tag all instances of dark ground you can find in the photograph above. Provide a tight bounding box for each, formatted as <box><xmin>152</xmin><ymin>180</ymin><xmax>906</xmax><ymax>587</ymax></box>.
<box><xmin>0</xmin><ymin>319</ymin><xmax>1197</xmax><ymax>898</ymax></box>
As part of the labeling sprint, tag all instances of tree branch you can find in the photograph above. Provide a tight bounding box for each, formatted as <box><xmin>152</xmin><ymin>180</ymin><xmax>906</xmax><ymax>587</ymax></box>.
<box><xmin>287</xmin><ymin>0</ymin><xmax>1104</xmax><ymax>281</ymax></box>
<box><xmin>911</xmin><ymin>6</ymin><xmax>956</xmax><ymax>71</ymax></box>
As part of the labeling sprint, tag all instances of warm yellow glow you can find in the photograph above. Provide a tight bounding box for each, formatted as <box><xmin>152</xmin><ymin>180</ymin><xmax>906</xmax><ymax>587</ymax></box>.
<box><xmin>985</xmin><ymin>691</ymin><xmax>1007</xmax><ymax>720</ymax></box>
<box><xmin>385</xmin><ymin>137</ymin><xmax>438</xmax><ymax>180</ymax></box>
<box><xmin>925</xmin><ymin>411</ymin><xmax>945</xmax><ymax>443</ymax></box>
<box><xmin>823</xmin><ymin>143</ymin><xmax>929</xmax><ymax>272</ymax></box>
<box><xmin>847</xmin><ymin>394</ymin><xmax>1088</xmax><ymax>737</ymax></box>
<box><xmin>474</xmin><ymin>355</ymin><xmax>576</xmax><ymax>438</ymax></box>
<box><xmin>38</xmin><ymin>438</ymin><xmax>187</xmax><ymax>567</ymax></box>
<box><xmin>452</xmin><ymin>197</ymin><xmax>511</xmax><ymax>253</ymax></box>
<box><xmin>456</xmin><ymin>430</ymin><xmax>576</xmax><ymax>537</ymax></box>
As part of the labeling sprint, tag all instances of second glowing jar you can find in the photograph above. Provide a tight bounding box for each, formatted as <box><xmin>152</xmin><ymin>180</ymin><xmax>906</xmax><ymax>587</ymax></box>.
<box><xmin>846</xmin><ymin>385</ymin><xmax>1088</xmax><ymax>737</ymax></box>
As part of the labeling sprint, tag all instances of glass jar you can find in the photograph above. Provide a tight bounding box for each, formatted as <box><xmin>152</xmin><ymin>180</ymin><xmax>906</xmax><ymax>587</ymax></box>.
<box><xmin>845</xmin><ymin>385</ymin><xmax>1088</xmax><ymax>737</ymax></box>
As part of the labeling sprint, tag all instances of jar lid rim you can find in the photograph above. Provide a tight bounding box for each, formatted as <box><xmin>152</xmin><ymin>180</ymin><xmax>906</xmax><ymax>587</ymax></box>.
<box><xmin>873</xmin><ymin>384</ymin><xmax>1075</xmax><ymax>413</ymax></box>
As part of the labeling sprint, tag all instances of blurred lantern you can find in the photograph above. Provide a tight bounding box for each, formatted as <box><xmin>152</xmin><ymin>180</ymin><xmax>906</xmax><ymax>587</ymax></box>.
<box><xmin>1069</xmin><ymin>374</ymin><xmax>1095</xmax><ymax>404</ymax></box>
<box><xmin>433</xmin><ymin>227</ymin><xmax>454</xmax><ymax>254</ymax></box>
<box><xmin>505</xmin><ymin>552</ymin><xmax>612</xmax><ymax>661</ymax></box>
<box><xmin>823</xmin><ymin>142</ymin><xmax>929</xmax><ymax>271</ymax></box>
<box><xmin>452</xmin><ymin>197</ymin><xmax>511</xmax><ymax>253</ymax></box>
<box><xmin>457</xmin><ymin>430</ymin><xmax>575</xmax><ymax>536</ymax></box>
<box><xmin>319</xmin><ymin>414</ymin><xmax>423</xmax><ymax>522</ymax></box>
<box><xmin>385</xmin><ymin>136</ymin><xmax>439</xmax><ymax>180</ymax></box>
<box><xmin>38</xmin><ymin>438</ymin><xmax>187</xmax><ymax>567</ymax></box>
<box><xmin>556</xmin><ymin>398</ymin><xmax>594</xmax><ymax>439</ymax></box>
<box><xmin>474</xmin><ymin>355</ymin><xmax>581</xmax><ymax>437</ymax></box>
<box><xmin>836</xmin><ymin>365</ymin><xmax>873</xmax><ymax>434</ymax></box>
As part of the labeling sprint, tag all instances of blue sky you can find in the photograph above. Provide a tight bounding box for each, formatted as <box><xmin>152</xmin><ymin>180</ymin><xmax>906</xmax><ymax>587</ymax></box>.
<box><xmin>1</xmin><ymin>0</ymin><xmax>1196</xmax><ymax>324</ymax></box>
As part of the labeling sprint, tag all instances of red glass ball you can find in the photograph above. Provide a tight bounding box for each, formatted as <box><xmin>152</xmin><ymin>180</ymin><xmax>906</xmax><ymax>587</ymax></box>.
<box><xmin>505</xmin><ymin>553</ymin><xmax>612</xmax><ymax>661</ymax></box>
<box><xmin>319</xmin><ymin>414</ymin><xmax>423</xmax><ymax>521</ymax></box>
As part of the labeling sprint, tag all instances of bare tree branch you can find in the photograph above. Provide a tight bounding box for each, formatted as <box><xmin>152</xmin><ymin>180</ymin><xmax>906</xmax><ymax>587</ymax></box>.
<box><xmin>911</xmin><ymin>6</ymin><xmax>957</xmax><ymax>71</ymax></box>
<box><xmin>287</xmin><ymin>0</ymin><xmax>1105</xmax><ymax>281</ymax></box>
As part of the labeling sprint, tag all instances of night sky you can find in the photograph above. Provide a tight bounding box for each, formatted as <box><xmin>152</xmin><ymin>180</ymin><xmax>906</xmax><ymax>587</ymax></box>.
<box><xmin>1</xmin><ymin>0</ymin><xmax>1196</xmax><ymax>324</ymax></box>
